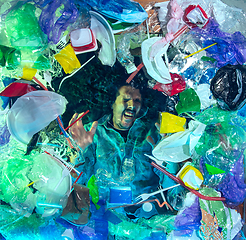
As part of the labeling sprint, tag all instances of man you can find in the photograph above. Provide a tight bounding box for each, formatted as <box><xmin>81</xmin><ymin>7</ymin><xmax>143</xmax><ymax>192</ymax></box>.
<box><xmin>69</xmin><ymin>80</ymin><xmax>161</xmax><ymax>199</ymax></box>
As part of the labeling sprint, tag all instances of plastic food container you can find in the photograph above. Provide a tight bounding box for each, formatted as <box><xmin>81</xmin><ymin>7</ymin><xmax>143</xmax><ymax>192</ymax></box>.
<box><xmin>70</xmin><ymin>28</ymin><xmax>98</xmax><ymax>54</ymax></box>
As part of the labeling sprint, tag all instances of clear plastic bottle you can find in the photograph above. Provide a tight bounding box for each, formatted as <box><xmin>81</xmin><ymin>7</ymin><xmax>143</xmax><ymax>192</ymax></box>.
<box><xmin>121</xmin><ymin>158</ymin><xmax>135</xmax><ymax>182</ymax></box>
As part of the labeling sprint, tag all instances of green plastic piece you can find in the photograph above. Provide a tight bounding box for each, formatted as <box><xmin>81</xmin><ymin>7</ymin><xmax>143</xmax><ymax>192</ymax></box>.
<box><xmin>5</xmin><ymin>3</ymin><xmax>47</xmax><ymax>50</ymax></box>
<box><xmin>87</xmin><ymin>175</ymin><xmax>100</xmax><ymax>210</ymax></box>
<box><xmin>201</xmin><ymin>56</ymin><xmax>216</xmax><ymax>63</ymax></box>
<box><xmin>33</xmin><ymin>55</ymin><xmax>51</xmax><ymax>70</ymax></box>
<box><xmin>205</xmin><ymin>164</ymin><xmax>225</xmax><ymax>175</ymax></box>
<box><xmin>176</xmin><ymin>88</ymin><xmax>201</xmax><ymax>115</ymax></box>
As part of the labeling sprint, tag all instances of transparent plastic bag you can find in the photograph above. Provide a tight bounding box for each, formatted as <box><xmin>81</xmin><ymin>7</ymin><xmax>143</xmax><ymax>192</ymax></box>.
<box><xmin>6</xmin><ymin>90</ymin><xmax>67</xmax><ymax>144</ymax></box>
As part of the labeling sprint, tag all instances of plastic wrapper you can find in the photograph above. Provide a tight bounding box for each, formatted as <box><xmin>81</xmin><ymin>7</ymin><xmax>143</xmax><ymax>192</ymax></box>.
<box><xmin>85</xmin><ymin>0</ymin><xmax>148</xmax><ymax>23</ymax></box>
<box><xmin>191</xmin><ymin>18</ymin><xmax>246</xmax><ymax>67</ymax></box>
<box><xmin>0</xmin><ymin>82</ymin><xmax>37</xmax><ymax>97</ymax></box>
<box><xmin>153</xmin><ymin>120</ymin><xmax>206</xmax><ymax>163</ymax></box>
<box><xmin>54</xmin><ymin>44</ymin><xmax>81</xmax><ymax>74</ymax></box>
<box><xmin>0</xmin><ymin>45</ymin><xmax>21</xmax><ymax>70</ymax></box>
<box><xmin>0</xmin><ymin>153</ymin><xmax>71</xmax><ymax>217</ymax></box>
<box><xmin>216</xmin><ymin>153</ymin><xmax>246</xmax><ymax>207</ymax></box>
<box><xmin>61</xmin><ymin>183</ymin><xmax>90</xmax><ymax>225</ymax></box>
<box><xmin>210</xmin><ymin>64</ymin><xmax>246</xmax><ymax>111</ymax></box>
<box><xmin>159</xmin><ymin>112</ymin><xmax>186</xmax><ymax>134</ymax></box>
<box><xmin>173</xmin><ymin>193</ymin><xmax>201</xmax><ymax>237</ymax></box>
<box><xmin>198</xmin><ymin>187</ymin><xmax>243</xmax><ymax>240</ymax></box>
<box><xmin>38</xmin><ymin>0</ymin><xmax>87</xmax><ymax>44</ymax></box>
<box><xmin>153</xmin><ymin>73</ymin><xmax>186</xmax><ymax>97</ymax></box>
<box><xmin>6</xmin><ymin>90</ymin><xmax>67</xmax><ymax>144</ymax></box>
<box><xmin>5</xmin><ymin>3</ymin><xmax>47</xmax><ymax>50</ymax></box>
<box><xmin>116</xmin><ymin>26</ymin><xmax>146</xmax><ymax>74</ymax></box>
<box><xmin>175</xmin><ymin>88</ymin><xmax>201</xmax><ymax>115</ymax></box>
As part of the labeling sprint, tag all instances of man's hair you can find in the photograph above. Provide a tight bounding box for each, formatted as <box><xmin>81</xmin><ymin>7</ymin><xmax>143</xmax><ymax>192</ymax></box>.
<box><xmin>57</xmin><ymin>55</ymin><xmax>175</xmax><ymax>125</ymax></box>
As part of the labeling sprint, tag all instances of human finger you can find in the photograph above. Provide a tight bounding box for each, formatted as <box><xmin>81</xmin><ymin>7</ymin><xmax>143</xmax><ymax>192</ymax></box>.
<box><xmin>89</xmin><ymin>121</ymin><xmax>98</xmax><ymax>136</ymax></box>
<box><xmin>69</xmin><ymin>113</ymin><xmax>79</xmax><ymax>127</ymax></box>
<box><xmin>147</xmin><ymin>135</ymin><xmax>156</xmax><ymax>148</ymax></box>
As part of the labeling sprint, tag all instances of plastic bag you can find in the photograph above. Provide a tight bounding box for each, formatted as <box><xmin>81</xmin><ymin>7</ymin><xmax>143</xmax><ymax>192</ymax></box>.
<box><xmin>153</xmin><ymin>120</ymin><xmax>206</xmax><ymax>163</ymax></box>
<box><xmin>85</xmin><ymin>0</ymin><xmax>148</xmax><ymax>23</ymax></box>
<box><xmin>210</xmin><ymin>64</ymin><xmax>246</xmax><ymax>110</ymax></box>
<box><xmin>6</xmin><ymin>90</ymin><xmax>67</xmax><ymax>144</ymax></box>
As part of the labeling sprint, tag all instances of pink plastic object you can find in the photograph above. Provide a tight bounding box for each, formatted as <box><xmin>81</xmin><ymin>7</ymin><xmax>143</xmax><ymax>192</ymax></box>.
<box><xmin>70</xmin><ymin>28</ymin><xmax>98</xmax><ymax>53</ymax></box>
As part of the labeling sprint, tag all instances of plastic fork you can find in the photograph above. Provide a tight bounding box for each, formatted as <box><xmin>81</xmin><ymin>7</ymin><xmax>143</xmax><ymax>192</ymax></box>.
<box><xmin>135</xmin><ymin>184</ymin><xmax>180</xmax><ymax>203</ymax></box>
<box><xmin>54</xmin><ymin>164</ymin><xmax>72</xmax><ymax>191</ymax></box>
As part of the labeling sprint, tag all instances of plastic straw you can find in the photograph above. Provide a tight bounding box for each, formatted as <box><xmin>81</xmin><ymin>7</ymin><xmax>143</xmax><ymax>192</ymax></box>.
<box><xmin>60</xmin><ymin>110</ymin><xmax>89</xmax><ymax>134</ymax></box>
<box><xmin>151</xmin><ymin>161</ymin><xmax>226</xmax><ymax>201</ymax></box>
<box><xmin>184</xmin><ymin>43</ymin><xmax>217</xmax><ymax>59</ymax></box>
<box><xmin>126</xmin><ymin>62</ymin><xmax>144</xmax><ymax>83</ymax></box>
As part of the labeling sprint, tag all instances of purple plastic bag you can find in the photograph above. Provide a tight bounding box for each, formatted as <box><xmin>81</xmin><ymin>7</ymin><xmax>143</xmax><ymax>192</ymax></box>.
<box><xmin>174</xmin><ymin>197</ymin><xmax>202</xmax><ymax>237</ymax></box>
<box><xmin>191</xmin><ymin>18</ymin><xmax>246</xmax><ymax>68</ymax></box>
<box><xmin>216</xmin><ymin>153</ymin><xmax>246</xmax><ymax>207</ymax></box>
<box><xmin>38</xmin><ymin>0</ymin><xmax>79</xmax><ymax>44</ymax></box>
<box><xmin>0</xmin><ymin>124</ymin><xmax>11</xmax><ymax>146</ymax></box>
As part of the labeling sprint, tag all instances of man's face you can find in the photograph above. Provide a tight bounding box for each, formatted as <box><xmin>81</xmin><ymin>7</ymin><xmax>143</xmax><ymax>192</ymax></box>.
<box><xmin>112</xmin><ymin>86</ymin><xmax>142</xmax><ymax>130</ymax></box>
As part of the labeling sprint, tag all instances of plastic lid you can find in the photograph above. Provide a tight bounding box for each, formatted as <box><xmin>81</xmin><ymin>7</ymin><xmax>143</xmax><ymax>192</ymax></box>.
<box><xmin>142</xmin><ymin>202</ymin><xmax>153</xmax><ymax>212</ymax></box>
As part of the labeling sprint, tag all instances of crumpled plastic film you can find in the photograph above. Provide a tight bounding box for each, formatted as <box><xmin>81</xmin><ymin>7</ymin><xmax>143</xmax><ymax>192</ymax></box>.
<box><xmin>198</xmin><ymin>187</ymin><xmax>243</xmax><ymax>240</ymax></box>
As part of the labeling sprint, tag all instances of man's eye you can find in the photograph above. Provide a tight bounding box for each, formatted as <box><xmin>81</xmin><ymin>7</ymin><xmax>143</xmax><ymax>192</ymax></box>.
<box><xmin>135</xmin><ymin>99</ymin><xmax>141</xmax><ymax>103</ymax></box>
<box><xmin>124</xmin><ymin>99</ymin><xmax>130</xmax><ymax>102</ymax></box>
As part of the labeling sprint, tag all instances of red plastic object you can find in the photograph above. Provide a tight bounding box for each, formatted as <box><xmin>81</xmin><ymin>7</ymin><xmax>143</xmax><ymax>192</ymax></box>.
<box><xmin>153</xmin><ymin>73</ymin><xmax>186</xmax><ymax>96</ymax></box>
<box><xmin>70</xmin><ymin>28</ymin><xmax>97</xmax><ymax>53</ymax></box>
<box><xmin>183</xmin><ymin>5</ymin><xmax>208</xmax><ymax>29</ymax></box>
<box><xmin>0</xmin><ymin>82</ymin><xmax>37</xmax><ymax>97</ymax></box>
<box><xmin>151</xmin><ymin>161</ymin><xmax>226</xmax><ymax>202</ymax></box>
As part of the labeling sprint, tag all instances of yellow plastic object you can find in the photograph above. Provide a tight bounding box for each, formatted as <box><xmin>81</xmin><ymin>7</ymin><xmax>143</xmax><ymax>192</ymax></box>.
<box><xmin>160</xmin><ymin>112</ymin><xmax>186</xmax><ymax>134</ymax></box>
<box><xmin>54</xmin><ymin>44</ymin><xmax>81</xmax><ymax>74</ymax></box>
<box><xmin>178</xmin><ymin>163</ymin><xmax>204</xmax><ymax>190</ymax></box>
<box><xmin>21</xmin><ymin>67</ymin><xmax>37</xmax><ymax>80</ymax></box>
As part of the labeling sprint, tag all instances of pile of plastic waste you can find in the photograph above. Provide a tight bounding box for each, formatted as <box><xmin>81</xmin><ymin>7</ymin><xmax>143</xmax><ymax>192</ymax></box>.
<box><xmin>1</xmin><ymin>0</ymin><xmax>246</xmax><ymax>239</ymax></box>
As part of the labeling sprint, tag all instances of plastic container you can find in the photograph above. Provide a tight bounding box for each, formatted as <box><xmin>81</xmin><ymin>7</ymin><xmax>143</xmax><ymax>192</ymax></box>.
<box><xmin>70</xmin><ymin>28</ymin><xmax>98</xmax><ymax>54</ymax></box>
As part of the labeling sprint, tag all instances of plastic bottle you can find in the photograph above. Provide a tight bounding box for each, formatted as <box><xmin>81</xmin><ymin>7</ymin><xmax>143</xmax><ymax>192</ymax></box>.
<box><xmin>121</xmin><ymin>158</ymin><xmax>135</xmax><ymax>182</ymax></box>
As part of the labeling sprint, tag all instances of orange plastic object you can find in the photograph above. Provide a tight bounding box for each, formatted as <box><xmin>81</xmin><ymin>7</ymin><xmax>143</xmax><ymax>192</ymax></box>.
<box><xmin>54</xmin><ymin>44</ymin><xmax>81</xmax><ymax>74</ymax></box>
<box><xmin>160</xmin><ymin>112</ymin><xmax>186</xmax><ymax>134</ymax></box>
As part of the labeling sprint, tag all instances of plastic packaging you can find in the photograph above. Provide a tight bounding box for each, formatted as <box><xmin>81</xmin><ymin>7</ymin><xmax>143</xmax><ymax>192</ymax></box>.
<box><xmin>61</xmin><ymin>183</ymin><xmax>90</xmax><ymax>225</ymax></box>
<box><xmin>142</xmin><ymin>37</ymin><xmax>172</xmax><ymax>84</ymax></box>
<box><xmin>90</xmin><ymin>11</ymin><xmax>116</xmax><ymax>67</ymax></box>
<box><xmin>38</xmin><ymin>0</ymin><xmax>80</xmax><ymax>44</ymax></box>
<box><xmin>85</xmin><ymin>0</ymin><xmax>148</xmax><ymax>23</ymax></box>
<box><xmin>176</xmin><ymin>162</ymin><xmax>203</xmax><ymax>190</ymax></box>
<box><xmin>175</xmin><ymin>88</ymin><xmax>201</xmax><ymax>115</ymax></box>
<box><xmin>160</xmin><ymin>112</ymin><xmax>186</xmax><ymax>134</ymax></box>
<box><xmin>6</xmin><ymin>90</ymin><xmax>67</xmax><ymax>144</ymax></box>
<box><xmin>54</xmin><ymin>44</ymin><xmax>81</xmax><ymax>74</ymax></box>
<box><xmin>70</xmin><ymin>28</ymin><xmax>98</xmax><ymax>54</ymax></box>
<box><xmin>0</xmin><ymin>82</ymin><xmax>37</xmax><ymax>97</ymax></box>
<box><xmin>173</xmin><ymin>194</ymin><xmax>201</xmax><ymax>237</ymax></box>
<box><xmin>198</xmin><ymin>187</ymin><xmax>243</xmax><ymax>240</ymax></box>
<box><xmin>153</xmin><ymin>73</ymin><xmax>186</xmax><ymax>97</ymax></box>
<box><xmin>153</xmin><ymin>120</ymin><xmax>206</xmax><ymax>163</ymax></box>
<box><xmin>191</xmin><ymin>18</ymin><xmax>246</xmax><ymax>68</ymax></box>
<box><xmin>216</xmin><ymin>153</ymin><xmax>246</xmax><ymax>207</ymax></box>
<box><xmin>0</xmin><ymin>45</ymin><xmax>21</xmax><ymax>70</ymax></box>
<box><xmin>5</xmin><ymin>3</ymin><xmax>47</xmax><ymax>49</ymax></box>
<box><xmin>210</xmin><ymin>64</ymin><xmax>246</xmax><ymax>110</ymax></box>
